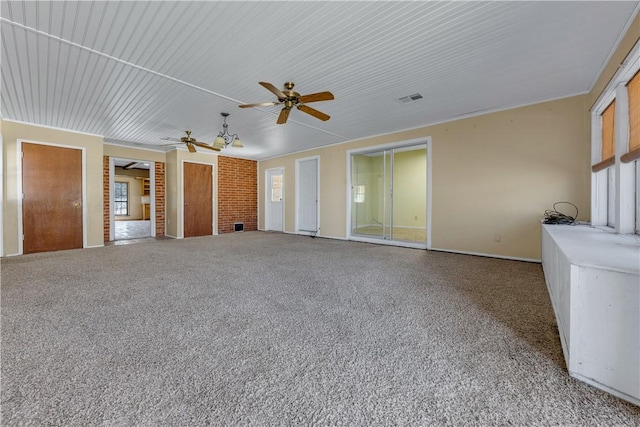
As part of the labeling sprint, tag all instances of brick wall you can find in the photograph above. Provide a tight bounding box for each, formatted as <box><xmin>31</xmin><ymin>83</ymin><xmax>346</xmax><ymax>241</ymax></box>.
<box><xmin>103</xmin><ymin>156</ymin><xmax>110</xmax><ymax>242</ymax></box>
<box><xmin>218</xmin><ymin>156</ymin><xmax>257</xmax><ymax>233</ymax></box>
<box><xmin>155</xmin><ymin>162</ymin><xmax>165</xmax><ymax>237</ymax></box>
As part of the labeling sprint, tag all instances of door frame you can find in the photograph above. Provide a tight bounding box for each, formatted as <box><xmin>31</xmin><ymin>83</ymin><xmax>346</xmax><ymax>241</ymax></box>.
<box><xmin>264</xmin><ymin>167</ymin><xmax>285</xmax><ymax>232</ymax></box>
<box><xmin>16</xmin><ymin>139</ymin><xmax>88</xmax><ymax>255</ymax></box>
<box><xmin>345</xmin><ymin>137</ymin><xmax>432</xmax><ymax>250</ymax></box>
<box><xmin>0</xmin><ymin>133</ymin><xmax>3</xmax><ymax>257</ymax></box>
<box><xmin>109</xmin><ymin>157</ymin><xmax>156</xmax><ymax>241</ymax></box>
<box><xmin>295</xmin><ymin>156</ymin><xmax>320</xmax><ymax>236</ymax></box>
<box><xmin>180</xmin><ymin>159</ymin><xmax>216</xmax><ymax>239</ymax></box>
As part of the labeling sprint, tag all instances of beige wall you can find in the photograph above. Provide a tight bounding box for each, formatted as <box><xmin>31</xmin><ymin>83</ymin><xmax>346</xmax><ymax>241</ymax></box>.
<box><xmin>165</xmin><ymin>149</ymin><xmax>218</xmax><ymax>238</ymax></box>
<box><xmin>104</xmin><ymin>144</ymin><xmax>166</xmax><ymax>163</ymax></box>
<box><xmin>259</xmin><ymin>95</ymin><xmax>590</xmax><ymax>260</ymax></box>
<box><xmin>2</xmin><ymin>120</ymin><xmax>104</xmax><ymax>254</ymax></box>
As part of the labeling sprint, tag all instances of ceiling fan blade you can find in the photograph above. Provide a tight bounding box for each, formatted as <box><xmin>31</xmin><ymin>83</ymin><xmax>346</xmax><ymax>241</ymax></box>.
<box><xmin>297</xmin><ymin>104</ymin><xmax>330</xmax><ymax>121</ymax></box>
<box><xmin>260</xmin><ymin>81</ymin><xmax>287</xmax><ymax>100</ymax></box>
<box><xmin>194</xmin><ymin>142</ymin><xmax>221</xmax><ymax>152</ymax></box>
<box><xmin>187</xmin><ymin>143</ymin><xmax>196</xmax><ymax>153</ymax></box>
<box><xmin>239</xmin><ymin>101</ymin><xmax>280</xmax><ymax>108</ymax></box>
<box><xmin>277</xmin><ymin>108</ymin><xmax>290</xmax><ymax>124</ymax></box>
<box><xmin>298</xmin><ymin>91</ymin><xmax>334</xmax><ymax>103</ymax></box>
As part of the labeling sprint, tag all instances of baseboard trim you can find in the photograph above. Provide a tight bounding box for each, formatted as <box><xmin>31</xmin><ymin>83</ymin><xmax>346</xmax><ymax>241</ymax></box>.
<box><xmin>430</xmin><ymin>247</ymin><xmax>541</xmax><ymax>263</ymax></box>
<box><xmin>85</xmin><ymin>244</ymin><xmax>104</xmax><ymax>249</ymax></box>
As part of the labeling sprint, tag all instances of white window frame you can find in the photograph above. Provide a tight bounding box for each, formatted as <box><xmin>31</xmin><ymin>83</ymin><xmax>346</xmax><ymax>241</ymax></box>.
<box><xmin>591</xmin><ymin>40</ymin><xmax>640</xmax><ymax>234</ymax></box>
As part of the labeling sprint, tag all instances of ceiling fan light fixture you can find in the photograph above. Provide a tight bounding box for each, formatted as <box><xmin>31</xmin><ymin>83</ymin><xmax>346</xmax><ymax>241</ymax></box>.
<box><xmin>214</xmin><ymin>112</ymin><xmax>242</xmax><ymax>150</ymax></box>
<box><xmin>213</xmin><ymin>136</ymin><xmax>226</xmax><ymax>149</ymax></box>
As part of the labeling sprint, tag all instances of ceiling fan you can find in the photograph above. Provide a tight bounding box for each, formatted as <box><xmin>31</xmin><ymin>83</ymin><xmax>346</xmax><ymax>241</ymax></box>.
<box><xmin>160</xmin><ymin>130</ymin><xmax>220</xmax><ymax>153</ymax></box>
<box><xmin>239</xmin><ymin>81</ymin><xmax>334</xmax><ymax>124</ymax></box>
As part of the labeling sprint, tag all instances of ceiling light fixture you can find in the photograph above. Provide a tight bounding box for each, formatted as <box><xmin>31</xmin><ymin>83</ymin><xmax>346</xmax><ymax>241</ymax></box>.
<box><xmin>213</xmin><ymin>112</ymin><xmax>243</xmax><ymax>149</ymax></box>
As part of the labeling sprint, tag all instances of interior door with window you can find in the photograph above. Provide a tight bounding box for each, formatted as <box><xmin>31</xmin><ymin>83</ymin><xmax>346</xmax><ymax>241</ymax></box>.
<box><xmin>266</xmin><ymin>168</ymin><xmax>284</xmax><ymax>231</ymax></box>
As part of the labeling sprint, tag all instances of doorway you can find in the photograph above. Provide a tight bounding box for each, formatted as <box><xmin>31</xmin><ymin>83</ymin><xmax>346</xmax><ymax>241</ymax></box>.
<box><xmin>183</xmin><ymin>161</ymin><xmax>213</xmax><ymax>238</ymax></box>
<box><xmin>296</xmin><ymin>157</ymin><xmax>319</xmax><ymax>235</ymax></box>
<box><xmin>111</xmin><ymin>158</ymin><xmax>154</xmax><ymax>241</ymax></box>
<box><xmin>265</xmin><ymin>167</ymin><xmax>284</xmax><ymax>231</ymax></box>
<box><xmin>348</xmin><ymin>141</ymin><xmax>430</xmax><ymax>249</ymax></box>
<box><xmin>22</xmin><ymin>142</ymin><xmax>84</xmax><ymax>254</ymax></box>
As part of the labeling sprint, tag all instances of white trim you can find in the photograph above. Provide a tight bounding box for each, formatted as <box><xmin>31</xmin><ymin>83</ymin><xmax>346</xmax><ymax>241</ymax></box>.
<box><xmin>109</xmin><ymin>157</ymin><xmax>115</xmax><ymax>241</ymax></box>
<box><xmin>0</xmin><ymin>133</ymin><xmax>3</xmax><ymax>257</ymax></box>
<box><xmin>150</xmin><ymin>162</ymin><xmax>157</xmax><ymax>237</ymax></box>
<box><xmin>17</xmin><ymin>139</ymin><xmax>87</xmax><ymax>254</ymax></box>
<box><xmin>264</xmin><ymin>167</ymin><xmax>285</xmax><ymax>232</ymax></box>
<box><xmin>180</xmin><ymin>159</ymin><xmax>217</xmax><ymax>238</ymax></box>
<box><xmin>4</xmin><ymin>118</ymin><xmax>103</xmax><ymax>138</ymax></box>
<box><xmin>295</xmin><ymin>155</ymin><xmax>320</xmax><ymax>235</ymax></box>
<box><xmin>346</xmin><ymin>137</ymin><xmax>431</xmax><ymax>250</ymax></box>
<box><xmin>16</xmin><ymin>143</ymin><xmax>22</xmax><ymax>254</ymax></box>
<box><xmin>431</xmin><ymin>247</ymin><xmax>541</xmax><ymax>263</ymax></box>
<box><xmin>85</xmin><ymin>244</ymin><xmax>105</xmax><ymax>249</ymax></box>
<box><xmin>109</xmin><ymin>157</ymin><xmax>157</xmax><ymax>240</ymax></box>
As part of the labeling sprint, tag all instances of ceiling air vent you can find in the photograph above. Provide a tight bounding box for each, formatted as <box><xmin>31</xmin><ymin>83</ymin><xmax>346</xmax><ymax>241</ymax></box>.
<box><xmin>397</xmin><ymin>93</ymin><xmax>423</xmax><ymax>104</ymax></box>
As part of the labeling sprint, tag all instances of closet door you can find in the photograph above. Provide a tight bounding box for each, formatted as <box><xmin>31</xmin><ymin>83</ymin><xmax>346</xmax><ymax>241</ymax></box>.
<box><xmin>22</xmin><ymin>143</ymin><xmax>83</xmax><ymax>253</ymax></box>
<box><xmin>297</xmin><ymin>158</ymin><xmax>318</xmax><ymax>233</ymax></box>
<box><xmin>183</xmin><ymin>162</ymin><xmax>212</xmax><ymax>237</ymax></box>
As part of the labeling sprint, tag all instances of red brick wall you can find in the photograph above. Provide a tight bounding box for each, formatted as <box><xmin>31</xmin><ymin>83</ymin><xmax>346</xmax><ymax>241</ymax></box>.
<box><xmin>218</xmin><ymin>156</ymin><xmax>257</xmax><ymax>233</ymax></box>
<box><xmin>155</xmin><ymin>162</ymin><xmax>165</xmax><ymax>237</ymax></box>
<box><xmin>103</xmin><ymin>156</ymin><xmax>110</xmax><ymax>242</ymax></box>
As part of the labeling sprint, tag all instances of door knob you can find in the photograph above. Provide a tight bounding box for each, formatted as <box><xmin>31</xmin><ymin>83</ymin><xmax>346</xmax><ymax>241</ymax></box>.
<box><xmin>73</xmin><ymin>201</ymin><xmax>81</xmax><ymax>208</ymax></box>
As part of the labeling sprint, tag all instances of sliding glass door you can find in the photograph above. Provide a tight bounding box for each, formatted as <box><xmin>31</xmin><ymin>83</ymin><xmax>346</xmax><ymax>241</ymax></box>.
<box><xmin>350</xmin><ymin>143</ymin><xmax>427</xmax><ymax>247</ymax></box>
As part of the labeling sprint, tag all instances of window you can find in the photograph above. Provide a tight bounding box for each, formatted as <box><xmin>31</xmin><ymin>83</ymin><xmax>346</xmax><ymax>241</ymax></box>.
<box><xmin>114</xmin><ymin>182</ymin><xmax>129</xmax><ymax>215</ymax></box>
<box><xmin>591</xmin><ymin>39</ymin><xmax>640</xmax><ymax>234</ymax></box>
<box><xmin>601</xmin><ymin>100</ymin><xmax>616</xmax><ymax>162</ymax></box>
<box><xmin>271</xmin><ymin>174</ymin><xmax>283</xmax><ymax>202</ymax></box>
<box><xmin>626</xmin><ymin>70</ymin><xmax>640</xmax><ymax>233</ymax></box>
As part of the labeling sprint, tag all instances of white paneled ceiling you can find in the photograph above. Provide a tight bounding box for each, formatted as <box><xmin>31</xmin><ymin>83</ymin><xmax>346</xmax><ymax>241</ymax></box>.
<box><xmin>1</xmin><ymin>1</ymin><xmax>638</xmax><ymax>160</ymax></box>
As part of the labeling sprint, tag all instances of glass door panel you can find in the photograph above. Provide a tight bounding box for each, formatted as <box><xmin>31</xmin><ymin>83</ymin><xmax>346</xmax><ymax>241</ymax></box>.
<box><xmin>351</xmin><ymin>152</ymin><xmax>384</xmax><ymax>239</ymax></box>
<box><xmin>392</xmin><ymin>146</ymin><xmax>427</xmax><ymax>243</ymax></box>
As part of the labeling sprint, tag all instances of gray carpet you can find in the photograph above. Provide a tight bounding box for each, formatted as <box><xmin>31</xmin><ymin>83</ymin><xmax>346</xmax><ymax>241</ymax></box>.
<box><xmin>1</xmin><ymin>232</ymin><xmax>639</xmax><ymax>425</ymax></box>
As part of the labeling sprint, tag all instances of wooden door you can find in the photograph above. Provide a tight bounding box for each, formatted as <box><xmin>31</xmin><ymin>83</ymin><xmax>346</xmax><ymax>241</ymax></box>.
<box><xmin>22</xmin><ymin>142</ymin><xmax>83</xmax><ymax>253</ymax></box>
<box><xmin>183</xmin><ymin>162</ymin><xmax>213</xmax><ymax>237</ymax></box>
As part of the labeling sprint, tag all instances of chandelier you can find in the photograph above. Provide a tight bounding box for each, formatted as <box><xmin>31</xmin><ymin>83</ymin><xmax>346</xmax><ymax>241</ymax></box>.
<box><xmin>213</xmin><ymin>112</ymin><xmax>243</xmax><ymax>149</ymax></box>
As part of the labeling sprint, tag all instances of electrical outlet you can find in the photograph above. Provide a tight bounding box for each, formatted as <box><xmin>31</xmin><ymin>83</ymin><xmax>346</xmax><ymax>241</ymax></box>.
<box><xmin>415</xmin><ymin>215</ymin><xmax>418</xmax><ymax>220</ymax></box>
<box><xmin>494</xmin><ymin>234</ymin><xmax>501</xmax><ymax>243</ymax></box>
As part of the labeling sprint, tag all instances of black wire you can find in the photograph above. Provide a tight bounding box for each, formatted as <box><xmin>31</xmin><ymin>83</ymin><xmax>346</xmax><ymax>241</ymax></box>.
<box><xmin>543</xmin><ymin>201</ymin><xmax>579</xmax><ymax>225</ymax></box>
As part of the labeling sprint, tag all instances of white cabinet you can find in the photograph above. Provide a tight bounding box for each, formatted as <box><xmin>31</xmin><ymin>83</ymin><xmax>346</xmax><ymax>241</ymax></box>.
<box><xmin>541</xmin><ymin>224</ymin><xmax>639</xmax><ymax>406</ymax></box>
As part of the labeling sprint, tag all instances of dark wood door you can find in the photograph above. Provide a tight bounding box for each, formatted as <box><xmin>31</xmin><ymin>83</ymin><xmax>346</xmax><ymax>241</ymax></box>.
<box><xmin>22</xmin><ymin>142</ymin><xmax>83</xmax><ymax>253</ymax></box>
<box><xmin>184</xmin><ymin>162</ymin><xmax>213</xmax><ymax>237</ymax></box>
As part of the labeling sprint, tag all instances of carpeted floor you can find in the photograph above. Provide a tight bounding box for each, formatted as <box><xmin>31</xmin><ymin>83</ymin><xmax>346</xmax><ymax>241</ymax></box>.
<box><xmin>1</xmin><ymin>232</ymin><xmax>639</xmax><ymax>425</ymax></box>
